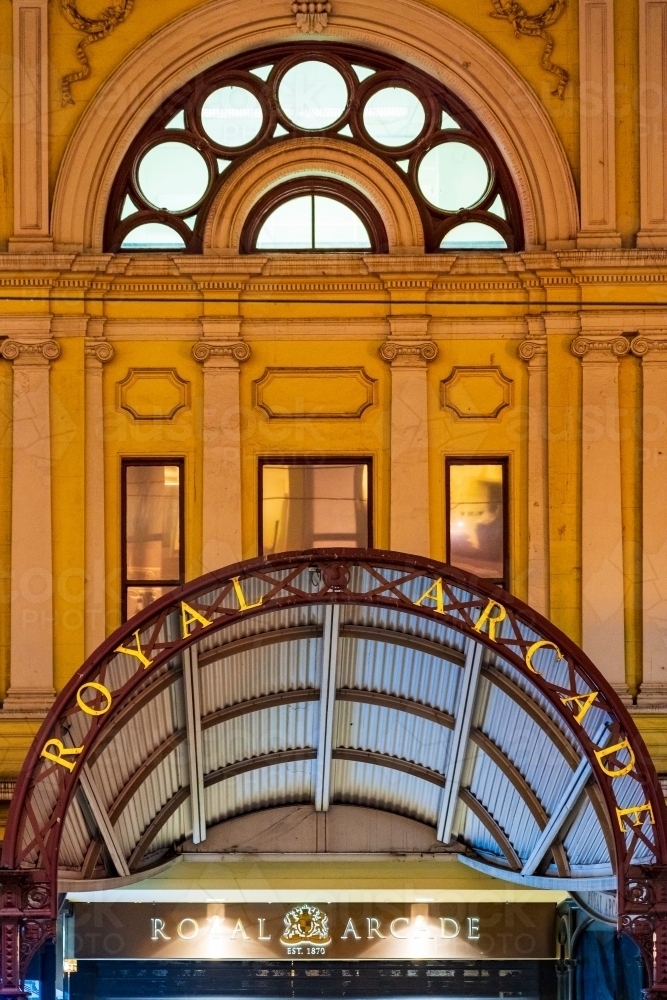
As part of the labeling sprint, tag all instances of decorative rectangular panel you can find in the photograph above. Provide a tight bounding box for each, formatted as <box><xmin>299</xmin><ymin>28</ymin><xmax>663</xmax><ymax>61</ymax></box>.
<box><xmin>117</xmin><ymin>369</ymin><xmax>190</xmax><ymax>420</ymax></box>
<box><xmin>254</xmin><ymin>368</ymin><xmax>376</xmax><ymax>419</ymax></box>
<box><xmin>440</xmin><ymin>367</ymin><xmax>513</xmax><ymax>419</ymax></box>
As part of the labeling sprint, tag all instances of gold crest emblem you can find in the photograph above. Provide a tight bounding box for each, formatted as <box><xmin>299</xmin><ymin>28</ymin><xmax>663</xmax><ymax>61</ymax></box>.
<box><xmin>280</xmin><ymin>905</ymin><xmax>331</xmax><ymax>946</ymax></box>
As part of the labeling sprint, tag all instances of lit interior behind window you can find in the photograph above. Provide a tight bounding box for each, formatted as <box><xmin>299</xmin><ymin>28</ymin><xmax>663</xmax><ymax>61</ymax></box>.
<box><xmin>126</xmin><ymin>464</ymin><xmax>181</xmax><ymax>618</ymax></box>
<box><xmin>448</xmin><ymin>463</ymin><xmax>504</xmax><ymax>581</ymax></box>
<box><xmin>262</xmin><ymin>463</ymin><xmax>369</xmax><ymax>555</ymax></box>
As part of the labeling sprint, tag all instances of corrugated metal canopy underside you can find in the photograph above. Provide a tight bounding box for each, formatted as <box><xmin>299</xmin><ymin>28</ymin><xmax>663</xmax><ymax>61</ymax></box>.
<box><xmin>59</xmin><ymin>602</ymin><xmax>618</xmax><ymax>889</ymax></box>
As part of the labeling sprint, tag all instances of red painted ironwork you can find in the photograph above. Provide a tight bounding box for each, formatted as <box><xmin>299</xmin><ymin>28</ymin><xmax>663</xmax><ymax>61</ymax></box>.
<box><xmin>1</xmin><ymin>549</ymin><xmax>666</xmax><ymax>994</ymax></box>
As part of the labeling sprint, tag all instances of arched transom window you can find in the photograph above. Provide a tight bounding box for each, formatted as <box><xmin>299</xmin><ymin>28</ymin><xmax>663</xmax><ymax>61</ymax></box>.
<box><xmin>105</xmin><ymin>45</ymin><xmax>523</xmax><ymax>254</ymax></box>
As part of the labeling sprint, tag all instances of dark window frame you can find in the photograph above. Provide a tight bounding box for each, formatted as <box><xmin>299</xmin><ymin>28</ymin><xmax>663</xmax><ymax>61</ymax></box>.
<box><xmin>241</xmin><ymin>178</ymin><xmax>388</xmax><ymax>253</ymax></box>
<box><xmin>258</xmin><ymin>455</ymin><xmax>374</xmax><ymax>557</ymax></box>
<box><xmin>445</xmin><ymin>456</ymin><xmax>509</xmax><ymax>589</ymax></box>
<box><xmin>104</xmin><ymin>41</ymin><xmax>522</xmax><ymax>254</ymax></box>
<box><xmin>121</xmin><ymin>458</ymin><xmax>186</xmax><ymax>622</ymax></box>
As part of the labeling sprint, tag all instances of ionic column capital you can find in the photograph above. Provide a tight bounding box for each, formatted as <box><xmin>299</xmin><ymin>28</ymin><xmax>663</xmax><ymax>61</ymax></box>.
<box><xmin>84</xmin><ymin>341</ymin><xmax>115</xmax><ymax>366</ymax></box>
<box><xmin>0</xmin><ymin>339</ymin><xmax>60</xmax><ymax>364</ymax></box>
<box><xmin>192</xmin><ymin>341</ymin><xmax>251</xmax><ymax>366</ymax></box>
<box><xmin>519</xmin><ymin>336</ymin><xmax>547</xmax><ymax>367</ymax></box>
<box><xmin>630</xmin><ymin>333</ymin><xmax>667</xmax><ymax>360</ymax></box>
<box><xmin>571</xmin><ymin>335</ymin><xmax>630</xmax><ymax>361</ymax></box>
<box><xmin>379</xmin><ymin>341</ymin><xmax>438</xmax><ymax>367</ymax></box>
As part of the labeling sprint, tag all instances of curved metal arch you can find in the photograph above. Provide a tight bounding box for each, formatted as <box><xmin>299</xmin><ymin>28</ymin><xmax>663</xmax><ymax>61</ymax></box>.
<box><xmin>3</xmin><ymin>548</ymin><xmax>667</xmax><ymax>992</ymax></box>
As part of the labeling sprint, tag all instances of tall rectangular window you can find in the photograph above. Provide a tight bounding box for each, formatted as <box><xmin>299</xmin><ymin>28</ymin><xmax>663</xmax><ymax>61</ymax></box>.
<box><xmin>122</xmin><ymin>460</ymin><xmax>184</xmax><ymax>620</ymax></box>
<box><xmin>259</xmin><ymin>458</ymin><xmax>372</xmax><ymax>556</ymax></box>
<box><xmin>446</xmin><ymin>458</ymin><xmax>508</xmax><ymax>587</ymax></box>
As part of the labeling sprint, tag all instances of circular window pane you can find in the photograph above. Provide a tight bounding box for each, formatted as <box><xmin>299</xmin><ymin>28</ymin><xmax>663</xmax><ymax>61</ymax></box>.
<box><xmin>441</xmin><ymin>222</ymin><xmax>507</xmax><ymax>249</ymax></box>
<box><xmin>417</xmin><ymin>142</ymin><xmax>489</xmax><ymax>211</ymax></box>
<box><xmin>121</xmin><ymin>223</ymin><xmax>186</xmax><ymax>250</ymax></box>
<box><xmin>363</xmin><ymin>87</ymin><xmax>426</xmax><ymax>147</ymax></box>
<box><xmin>137</xmin><ymin>142</ymin><xmax>209</xmax><ymax>212</ymax></box>
<box><xmin>201</xmin><ymin>86</ymin><xmax>263</xmax><ymax>147</ymax></box>
<box><xmin>278</xmin><ymin>61</ymin><xmax>348</xmax><ymax>130</ymax></box>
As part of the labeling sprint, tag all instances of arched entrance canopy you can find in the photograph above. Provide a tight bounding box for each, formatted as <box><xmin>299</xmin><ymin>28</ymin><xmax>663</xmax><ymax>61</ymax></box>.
<box><xmin>2</xmin><ymin>551</ymin><xmax>666</xmax><ymax>993</ymax></box>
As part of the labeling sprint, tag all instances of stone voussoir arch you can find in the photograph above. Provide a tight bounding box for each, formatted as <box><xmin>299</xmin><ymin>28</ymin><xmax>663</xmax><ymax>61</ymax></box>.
<box><xmin>203</xmin><ymin>137</ymin><xmax>424</xmax><ymax>253</ymax></box>
<box><xmin>2</xmin><ymin>549</ymin><xmax>666</xmax><ymax>995</ymax></box>
<box><xmin>50</xmin><ymin>0</ymin><xmax>579</xmax><ymax>253</ymax></box>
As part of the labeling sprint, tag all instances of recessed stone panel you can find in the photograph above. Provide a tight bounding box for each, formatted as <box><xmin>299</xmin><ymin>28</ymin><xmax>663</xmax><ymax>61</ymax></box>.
<box><xmin>254</xmin><ymin>367</ymin><xmax>376</xmax><ymax>419</ymax></box>
<box><xmin>440</xmin><ymin>366</ymin><xmax>513</xmax><ymax>419</ymax></box>
<box><xmin>117</xmin><ymin>368</ymin><xmax>190</xmax><ymax>420</ymax></box>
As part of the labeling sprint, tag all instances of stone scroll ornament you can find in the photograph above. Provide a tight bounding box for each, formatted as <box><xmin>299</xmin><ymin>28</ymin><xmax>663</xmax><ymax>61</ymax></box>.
<box><xmin>490</xmin><ymin>0</ymin><xmax>569</xmax><ymax>98</ymax></box>
<box><xmin>292</xmin><ymin>0</ymin><xmax>332</xmax><ymax>33</ymax></box>
<box><xmin>60</xmin><ymin>0</ymin><xmax>135</xmax><ymax>106</ymax></box>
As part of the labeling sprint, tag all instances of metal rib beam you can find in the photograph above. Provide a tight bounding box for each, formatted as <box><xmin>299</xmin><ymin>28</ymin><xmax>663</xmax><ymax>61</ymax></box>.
<box><xmin>521</xmin><ymin>723</ymin><xmax>608</xmax><ymax>876</ymax></box>
<box><xmin>78</xmin><ymin>767</ymin><xmax>130</xmax><ymax>878</ymax></box>
<box><xmin>437</xmin><ymin>637</ymin><xmax>483</xmax><ymax>844</ymax></box>
<box><xmin>315</xmin><ymin>605</ymin><xmax>340</xmax><ymax>812</ymax></box>
<box><xmin>183</xmin><ymin>644</ymin><xmax>206</xmax><ymax>844</ymax></box>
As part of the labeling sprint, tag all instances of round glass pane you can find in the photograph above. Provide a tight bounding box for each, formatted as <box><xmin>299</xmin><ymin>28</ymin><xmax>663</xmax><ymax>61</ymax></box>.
<box><xmin>278</xmin><ymin>61</ymin><xmax>348</xmax><ymax>130</ymax></box>
<box><xmin>121</xmin><ymin>223</ymin><xmax>186</xmax><ymax>250</ymax></box>
<box><xmin>417</xmin><ymin>142</ymin><xmax>489</xmax><ymax>211</ymax></box>
<box><xmin>441</xmin><ymin>222</ymin><xmax>507</xmax><ymax>249</ymax></box>
<box><xmin>363</xmin><ymin>87</ymin><xmax>426</xmax><ymax>147</ymax></box>
<box><xmin>137</xmin><ymin>142</ymin><xmax>209</xmax><ymax>212</ymax></box>
<box><xmin>201</xmin><ymin>86</ymin><xmax>263</xmax><ymax>147</ymax></box>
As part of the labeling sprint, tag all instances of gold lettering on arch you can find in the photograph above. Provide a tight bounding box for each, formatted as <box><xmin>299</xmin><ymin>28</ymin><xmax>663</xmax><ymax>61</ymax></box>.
<box><xmin>181</xmin><ymin>602</ymin><xmax>213</xmax><ymax>638</ymax></box>
<box><xmin>616</xmin><ymin>802</ymin><xmax>655</xmax><ymax>832</ymax></box>
<box><xmin>473</xmin><ymin>599</ymin><xmax>507</xmax><ymax>642</ymax></box>
<box><xmin>560</xmin><ymin>691</ymin><xmax>599</xmax><ymax>725</ymax></box>
<box><xmin>231</xmin><ymin>577</ymin><xmax>263</xmax><ymax>612</ymax></box>
<box><xmin>524</xmin><ymin>640</ymin><xmax>563</xmax><ymax>675</ymax></box>
<box><xmin>41</xmin><ymin>739</ymin><xmax>84</xmax><ymax>772</ymax></box>
<box><xmin>595</xmin><ymin>739</ymin><xmax>636</xmax><ymax>778</ymax></box>
<box><xmin>77</xmin><ymin>681</ymin><xmax>112</xmax><ymax>716</ymax></box>
<box><xmin>115</xmin><ymin>629</ymin><xmax>151</xmax><ymax>668</ymax></box>
<box><xmin>414</xmin><ymin>578</ymin><xmax>445</xmax><ymax>614</ymax></box>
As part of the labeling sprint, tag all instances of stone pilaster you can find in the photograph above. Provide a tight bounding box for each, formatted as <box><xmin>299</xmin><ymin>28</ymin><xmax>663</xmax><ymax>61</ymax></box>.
<box><xmin>84</xmin><ymin>333</ymin><xmax>114</xmax><ymax>656</ymax></box>
<box><xmin>631</xmin><ymin>333</ymin><xmax>667</xmax><ymax>710</ymax></box>
<box><xmin>0</xmin><ymin>335</ymin><xmax>59</xmax><ymax>715</ymax></box>
<box><xmin>193</xmin><ymin>321</ymin><xmax>250</xmax><ymax>572</ymax></box>
<box><xmin>571</xmin><ymin>333</ymin><xmax>629</xmax><ymax>698</ymax></box>
<box><xmin>519</xmin><ymin>321</ymin><xmax>549</xmax><ymax>617</ymax></box>
<box><xmin>380</xmin><ymin>318</ymin><xmax>437</xmax><ymax>558</ymax></box>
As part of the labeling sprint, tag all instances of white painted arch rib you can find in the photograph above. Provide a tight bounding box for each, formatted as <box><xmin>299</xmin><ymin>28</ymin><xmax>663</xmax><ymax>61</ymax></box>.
<box><xmin>51</xmin><ymin>0</ymin><xmax>579</xmax><ymax>252</ymax></box>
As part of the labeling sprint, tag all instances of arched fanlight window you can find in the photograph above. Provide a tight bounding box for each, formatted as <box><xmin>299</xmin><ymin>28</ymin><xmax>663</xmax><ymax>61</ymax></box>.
<box><xmin>241</xmin><ymin>179</ymin><xmax>386</xmax><ymax>252</ymax></box>
<box><xmin>105</xmin><ymin>44</ymin><xmax>521</xmax><ymax>253</ymax></box>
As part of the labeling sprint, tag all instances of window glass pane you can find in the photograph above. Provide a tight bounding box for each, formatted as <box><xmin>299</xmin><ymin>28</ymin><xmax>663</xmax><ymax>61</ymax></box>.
<box><xmin>262</xmin><ymin>463</ymin><xmax>369</xmax><ymax>555</ymax></box>
<box><xmin>201</xmin><ymin>86</ymin><xmax>263</xmax><ymax>147</ymax></box>
<box><xmin>126</xmin><ymin>465</ymin><xmax>181</xmax><ymax>582</ymax></box>
<box><xmin>121</xmin><ymin>223</ymin><xmax>186</xmax><ymax>250</ymax></box>
<box><xmin>126</xmin><ymin>585</ymin><xmax>177</xmax><ymax>621</ymax></box>
<box><xmin>363</xmin><ymin>87</ymin><xmax>426</xmax><ymax>147</ymax></box>
<box><xmin>256</xmin><ymin>195</ymin><xmax>313</xmax><ymax>249</ymax></box>
<box><xmin>278</xmin><ymin>60</ymin><xmax>348</xmax><ymax>130</ymax></box>
<box><xmin>448</xmin><ymin>463</ymin><xmax>505</xmax><ymax>580</ymax></box>
<box><xmin>137</xmin><ymin>141</ymin><xmax>209</xmax><ymax>211</ymax></box>
<box><xmin>441</xmin><ymin>222</ymin><xmax>507</xmax><ymax>249</ymax></box>
<box><xmin>314</xmin><ymin>196</ymin><xmax>371</xmax><ymax>249</ymax></box>
<box><xmin>417</xmin><ymin>141</ymin><xmax>489</xmax><ymax>211</ymax></box>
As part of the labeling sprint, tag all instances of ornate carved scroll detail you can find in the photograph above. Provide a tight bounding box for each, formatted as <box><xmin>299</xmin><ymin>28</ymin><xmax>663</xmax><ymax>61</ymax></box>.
<box><xmin>0</xmin><ymin>340</ymin><xmax>60</xmax><ymax>362</ymax></box>
<box><xmin>519</xmin><ymin>337</ymin><xmax>548</xmax><ymax>362</ymax></box>
<box><xmin>571</xmin><ymin>335</ymin><xmax>629</xmax><ymax>360</ymax></box>
<box><xmin>192</xmin><ymin>342</ymin><xmax>251</xmax><ymax>363</ymax></box>
<box><xmin>630</xmin><ymin>334</ymin><xmax>667</xmax><ymax>358</ymax></box>
<box><xmin>84</xmin><ymin>341</ymin><xmax>115</xmax><ymax>364</ymax></box>
<box><xmin>490</xmin><ymin>0</ymin><xmax>569</xmax><ymax>98</ymax></box>
<box><xmin>379</xmin><ymin>341</ymin><xmax>438</xmax><ymax>365</ymax></box>
<box><xmin>621</xmin><ymin>866</ymin><xmax>667</xmax><ymax>996</ymax></box>
<box><xmin>60</xmin><ymin>0</ymin><xmax>135</xmax><ymax>106</ymax></box>
<box><xmin>292</xmin><ymin>0</ymin><xmax>331</xmax><ymax>33</ymax></box>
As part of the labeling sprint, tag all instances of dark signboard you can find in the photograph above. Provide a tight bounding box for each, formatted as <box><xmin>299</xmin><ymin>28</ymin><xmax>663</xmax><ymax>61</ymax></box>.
<box><xmin>72</xmin><ymin>902</ymin><xmax>556</xmax><ymax>961</ymax></box>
